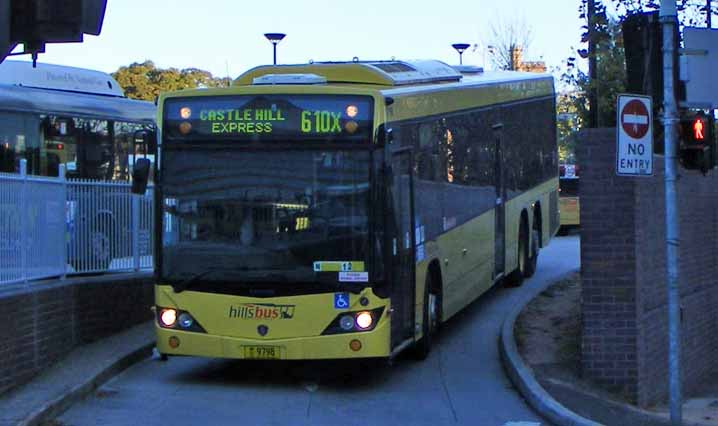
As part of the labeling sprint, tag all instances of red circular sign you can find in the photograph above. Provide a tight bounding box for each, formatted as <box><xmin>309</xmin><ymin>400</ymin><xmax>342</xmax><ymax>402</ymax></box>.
<box><xmin>621</xmin><ymin>99</ymin><xmax>650</xmax><ymax>139</ymax></box>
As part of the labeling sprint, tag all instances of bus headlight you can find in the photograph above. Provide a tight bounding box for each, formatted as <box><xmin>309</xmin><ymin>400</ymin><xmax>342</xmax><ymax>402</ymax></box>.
<box><xmin>156</xmin><ymin>306</ymin><xmax>207</xmax><ymax>333</ymax></box>
<box><xmin>321</xmin><ymin>307</ymin><xmax>384</xmax><ymax>335</ymax></box>
<box><xmin>178</xmin><ymin>313</ymin><xmax>195</xmax><ymax>329</ymax></box>
<box><xmin>339</xmin><ymin>315</ymin><xmax>355</xmax><ymax>331</ymax></box>
<box><xmin>355</xmin><ymin>312</ymin><xmax>373</xmax><ymax>330</ymax></box>
<box><xmin>160</xmin><ymin>309</ymin><xmax>177</xmax><ymax>327</ymax></box>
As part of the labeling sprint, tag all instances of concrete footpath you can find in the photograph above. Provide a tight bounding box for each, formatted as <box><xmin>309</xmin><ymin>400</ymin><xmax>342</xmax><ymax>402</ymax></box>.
<box><xmin>0</xmin><ymin>321</ymin><xmax>154</xmax><ymax>426</ymax></box>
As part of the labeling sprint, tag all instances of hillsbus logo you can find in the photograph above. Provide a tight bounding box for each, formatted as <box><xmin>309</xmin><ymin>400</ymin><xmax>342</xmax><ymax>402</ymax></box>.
<box><xmin>228</xmin><ymin>303</ymin><xmax>296</xmax><ymax>320</ymax></box>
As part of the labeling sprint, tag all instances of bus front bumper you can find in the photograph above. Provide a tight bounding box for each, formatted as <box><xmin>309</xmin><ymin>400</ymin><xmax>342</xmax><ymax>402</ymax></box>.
<box><xmin>155</xmin><ymin>320</ymin><xmax>392</xmax><ymax>360</ymax></box>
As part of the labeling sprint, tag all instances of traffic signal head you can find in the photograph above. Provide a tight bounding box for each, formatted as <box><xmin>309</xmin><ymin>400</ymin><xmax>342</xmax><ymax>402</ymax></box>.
<box><xmin>679</xmin><ymin>110</ymin><xmax>716</xmax><ymax>173</ymax></box>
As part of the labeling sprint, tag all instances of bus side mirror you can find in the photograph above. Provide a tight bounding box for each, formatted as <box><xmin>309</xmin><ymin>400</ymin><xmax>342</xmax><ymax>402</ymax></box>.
<box><xmin>134</xmin><ymin>129</ymin><xmax>157</xmax><ymax>155</ymax></box>
<box><xmin>131</xmin><ymin>158</ymin><xmax>151</xmax><ymax>194</ymax></box>
<box><xmin>377</xmin><ymin>127</ymin><xmax>394</xmax><ymax>145</ymax></box>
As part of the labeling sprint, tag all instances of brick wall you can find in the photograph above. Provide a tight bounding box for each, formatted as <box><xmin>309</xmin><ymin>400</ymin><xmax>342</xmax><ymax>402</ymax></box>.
<box><xmin>579</xmin><ymin>128</ymin><xmax>718</xmax><ymax>406</ymax></box>
<box><xmin>0</xmin><ymin>273</ymin><xmax>153</xmax><ymax>396</ymax></box>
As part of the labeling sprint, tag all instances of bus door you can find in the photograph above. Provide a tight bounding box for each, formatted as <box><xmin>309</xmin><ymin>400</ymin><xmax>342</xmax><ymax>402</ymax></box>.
<box><xmin>492</xmin><ymin>124</ymin><xmax>505</xmax><ymax>279</ymax></box>
<box><xmin>388</xmin><ymin>147</ymin><xmax>416</xmax><ymax>348</ymax></box>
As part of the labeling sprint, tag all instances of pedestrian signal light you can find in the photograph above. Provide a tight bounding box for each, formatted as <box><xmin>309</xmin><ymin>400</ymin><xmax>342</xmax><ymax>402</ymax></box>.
<box><xmin>679</xmin><ymin>110</ymin><xmax>716</xmax><ymax>174</ymax></box>
<box><xmin>693</xmin><ymin>118</ymin><xmax>705</xmax><ymax>141</ymax></box>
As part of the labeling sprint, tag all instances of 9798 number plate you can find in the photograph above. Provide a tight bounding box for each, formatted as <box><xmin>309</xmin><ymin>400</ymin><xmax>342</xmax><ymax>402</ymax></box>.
<box><xmin>242</xmin><ymin>345</ymin><xmax>281</xmax><ymax>359</ymax></box>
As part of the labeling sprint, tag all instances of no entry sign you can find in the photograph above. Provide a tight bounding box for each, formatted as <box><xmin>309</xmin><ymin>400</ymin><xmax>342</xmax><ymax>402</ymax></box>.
<box><xmin>616</xmin><ymin>94</ymin><xmax>653</xmax><ymax>176</ymax></box>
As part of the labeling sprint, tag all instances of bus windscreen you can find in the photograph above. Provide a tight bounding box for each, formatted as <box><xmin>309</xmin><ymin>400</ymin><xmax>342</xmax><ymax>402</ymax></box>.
<box><xmin>163</xmin><ymin>95</ymin><xmax>373</xmax><ymax>142</ymax></box>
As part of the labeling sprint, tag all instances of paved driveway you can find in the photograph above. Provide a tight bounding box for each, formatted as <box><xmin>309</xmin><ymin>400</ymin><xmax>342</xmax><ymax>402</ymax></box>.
<box><xmin>59</xmin><ymin>236</ymin><xmax>580</xmax><ymax>426</ymax></box>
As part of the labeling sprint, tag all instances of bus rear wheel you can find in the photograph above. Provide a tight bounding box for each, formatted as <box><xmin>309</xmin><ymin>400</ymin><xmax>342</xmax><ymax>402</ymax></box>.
<box><xmin>507</xmin><ymin>220</ymin><xmax>529</xmax><ymax>287</ymax></box>
<box><xmin>524</xmin><ymin>229</ymin><xmax>539</xmax><ymax>278</ymax></box>
<box><xmin>413</xmin><ymin>274</ymin><xmax>439</xmax><ymax>360</ymax></box>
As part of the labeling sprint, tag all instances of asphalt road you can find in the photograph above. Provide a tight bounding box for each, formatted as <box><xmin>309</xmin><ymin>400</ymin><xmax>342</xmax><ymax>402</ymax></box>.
<box><xmin>59</xmin><ymin>235</ymin><xmax>580</xmax><ymax>426</ymax></box>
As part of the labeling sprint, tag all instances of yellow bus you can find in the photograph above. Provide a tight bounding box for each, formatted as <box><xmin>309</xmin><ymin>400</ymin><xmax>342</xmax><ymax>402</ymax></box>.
<box><xmin>153</xmin><ymin>60</ymin><xmax>559</xmax><ymax>361</ymax></box>
<box><xmin>559</xmin><ymin>164</ymin><xmax>580</xmax><ymax>228</ymax></box>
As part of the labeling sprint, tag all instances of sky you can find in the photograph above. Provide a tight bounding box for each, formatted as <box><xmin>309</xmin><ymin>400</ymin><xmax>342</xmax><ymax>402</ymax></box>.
<box><xmin>11</xmin><ymin>0</ymin><xmax>586</xmax><ymax>79</ymax></box>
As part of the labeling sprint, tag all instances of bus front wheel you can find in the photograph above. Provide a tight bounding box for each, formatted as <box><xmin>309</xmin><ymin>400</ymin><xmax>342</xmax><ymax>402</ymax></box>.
<box><xmin>413</xmin><ymin>274</ymin><xmax>439</xmax><ymax>360</ymax></box>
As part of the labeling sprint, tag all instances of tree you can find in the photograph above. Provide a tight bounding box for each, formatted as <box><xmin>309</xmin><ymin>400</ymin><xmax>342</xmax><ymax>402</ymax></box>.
<box><xmin>112</xmin><ymin>61</ymin><xmax>231</xmax><ymax>101</ymax></box>
<box><xmin>558</xmin><ymin>0</ymin><xmax>712</xmax><ymax>161</ymax></box>
<box><xmin>486</xmin><ymin>16</ymin><xmax>533</xmax><ymax>71</ymax></box>
<box><xmin>564</xmin><ymin>18</ymin><xmax>626</xmax><ymax>129</ymax></box>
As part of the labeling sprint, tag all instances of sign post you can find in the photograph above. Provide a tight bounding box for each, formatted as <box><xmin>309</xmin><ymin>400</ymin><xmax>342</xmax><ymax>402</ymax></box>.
<box><xmin>616</xmin><ymin>94</ymin><xmax>654</xmax><ymax>176</ymax></box>
<box><xmin>660</xmin><ymin>1</ymin><xmax>682</xmax><ymax>425</ymax></box>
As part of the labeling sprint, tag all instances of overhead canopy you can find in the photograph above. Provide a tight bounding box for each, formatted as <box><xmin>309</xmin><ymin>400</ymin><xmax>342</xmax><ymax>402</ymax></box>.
<box><xmin>0</xmin><ymin>84</ymin><xmax>155</xmax><ymax>123</ymax></box>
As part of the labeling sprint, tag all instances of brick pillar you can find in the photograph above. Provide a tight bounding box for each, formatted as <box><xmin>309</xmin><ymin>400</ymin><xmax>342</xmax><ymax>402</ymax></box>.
<box><xmin>579</xmin><ymin>128</ymin><xmax>718</xmax><ymax>407</ymax></box>
<box><xmin>579</xmin><ymin>128</ymin><xmax>639</xmax><ymax>400</ymax></box>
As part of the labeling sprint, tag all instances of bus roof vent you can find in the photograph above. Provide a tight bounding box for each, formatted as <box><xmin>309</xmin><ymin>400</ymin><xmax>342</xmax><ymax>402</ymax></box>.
<box><xmin>365</xmin><ymin>60</ymin><xmax>462</xmax><ymax>85</ymax></box>
<box><xmin>252</xmin><ymin>73</ymin><xmax>327</xmax><ymax>85</ymax></box>
<box><xmin>371</xmin><ymin>62</ymin><xmax>416</xmax><ymax>73</ymax></box>
<box><xmin>452</xmin><ymin>65</ymin><xmax>484</xmax><ymax>75</ymax></box>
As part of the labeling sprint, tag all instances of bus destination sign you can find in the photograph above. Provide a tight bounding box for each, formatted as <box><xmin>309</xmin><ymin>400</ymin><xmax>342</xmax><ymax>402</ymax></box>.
<box><xmin>164</xmin><ymin>95</ymin><xmax>373</xmax><ymax>142</ymax></box>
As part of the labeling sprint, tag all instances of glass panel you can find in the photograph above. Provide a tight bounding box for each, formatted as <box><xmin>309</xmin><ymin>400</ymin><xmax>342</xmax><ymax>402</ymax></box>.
<box><xmin>559</xmin><ymin>178</ymin><xmax>579</xmax><ymax>197</ymax></box>
<box><xmin>114</xmin><ymin>121</ymin><xmax>154</xmax><ymax>182</ymax></box>
<box><xmin>0</xmin><ymin>112</ymin><xmax>41</xmax><ymax>174</ymax></box>
<box><xmin>161</xmin><ymin>148</ymin><xmax>373</xmax><ymax>288</ymax></box>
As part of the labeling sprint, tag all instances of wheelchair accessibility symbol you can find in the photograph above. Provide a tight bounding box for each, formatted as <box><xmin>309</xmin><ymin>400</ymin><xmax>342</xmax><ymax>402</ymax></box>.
<box><xmin>334</xmin><ymin>293</ymin><xmax>350</xmax><ymax>309</ymax></box>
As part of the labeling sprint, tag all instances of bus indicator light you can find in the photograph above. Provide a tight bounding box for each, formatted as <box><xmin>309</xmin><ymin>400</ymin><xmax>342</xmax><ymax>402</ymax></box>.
<box><xmin>345</xmin><ymin>121</ymin><xmax>359</xmax><ymax>134</ymax></box>
<box><xmin>169</xmin><ymin>336</ymin><xmax>180</xmax><ymax>348</ymax></box>
<box><xmin>349</xmin><ymin>339</ymin><xmax>362</xmax><ymax>351</ymax></box>
<box><xmin>180</xmin><ymin>107</ymin><xmax>192</xmax><ymax>119</ymax></box>
<box><xmin>179</xmin><ymin>122</ymin><xmax>192</xmax><ymax>135</ymax></box>
<box><xmin>346</xmin><ymin>105</ymin><xmax>358</xmax><ymax>118</ymax></box>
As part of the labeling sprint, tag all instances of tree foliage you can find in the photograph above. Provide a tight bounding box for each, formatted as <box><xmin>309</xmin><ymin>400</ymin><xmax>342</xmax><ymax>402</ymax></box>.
<box><xmin>559</xmin><ymin>0</ymin><xmax>712</xmax><ymax>161</ymax></box>
<box><xmin>112</xmin><ymin>61</ymin><xmax>231</xmax><ymax>101</ymax></box>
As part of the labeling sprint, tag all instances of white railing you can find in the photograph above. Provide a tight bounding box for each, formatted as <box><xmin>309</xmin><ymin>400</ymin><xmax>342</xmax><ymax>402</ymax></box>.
<box><xmin>67</xmin><ymin>179</ymin><xmax>154</xmax><ymax>275</ymax></box>
<box><xmin>0</xmin><ymin>161</ymin><xmax>66</xmax><ymax>285</ymax></box>
<box><xmin>0</xmin><ymin>160</ymin><xmax>154</xmax><ymax>286</ymax></box>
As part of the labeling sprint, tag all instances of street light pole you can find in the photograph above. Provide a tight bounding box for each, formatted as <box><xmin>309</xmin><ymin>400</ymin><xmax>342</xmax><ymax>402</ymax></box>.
<box><xmin>264</xmin><ymin>33</ymin><xmax>286</xmax><ymax>65</ymax></box>
<box><xmin>451</xmin><ymin>43</ymin><xmax>471</xmax><ymax>65</ymax></box>
<box><xmin>660</xmin><ymin>1</ymin><xmax>682</xmax><ymax>425</ymax></box>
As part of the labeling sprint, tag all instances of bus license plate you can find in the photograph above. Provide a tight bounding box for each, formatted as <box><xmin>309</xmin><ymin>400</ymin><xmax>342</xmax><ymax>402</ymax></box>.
<box><xmin>242</xmin><ymin>345</ymin><xmax>281</xmax><ymax>359</ymax></box>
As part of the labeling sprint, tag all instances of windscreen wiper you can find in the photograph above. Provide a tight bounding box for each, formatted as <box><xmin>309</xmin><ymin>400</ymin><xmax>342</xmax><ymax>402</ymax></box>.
<box><xmin>172</xmin><ymin>268</ymin><xmax>287</xmax><ymax>293</ymax></box>
<box><xmin>172</xmin><ymin>269</ymin><xmax>226</xmax><ymax>293</ymax></box>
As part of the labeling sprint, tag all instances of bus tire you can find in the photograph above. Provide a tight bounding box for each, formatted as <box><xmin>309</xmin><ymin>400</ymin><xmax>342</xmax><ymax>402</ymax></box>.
<box><xmin>524</xmin><ymin>229</ymin><xmax>539</xmax><ymax>278</ymax></box>
<box><xmin>507</xmin><ymin>220</ymin><xmax>529</xmax><ymax>287</ymax></box>
<box><xmin>89</xmin><ymin>221</ymin><xmax>112</xmax><ymax>271</ymax></box>
<box><xmin>413</xmin><ymin>273</ymin><xmax>439</xmax><ymax>360</ymax></box>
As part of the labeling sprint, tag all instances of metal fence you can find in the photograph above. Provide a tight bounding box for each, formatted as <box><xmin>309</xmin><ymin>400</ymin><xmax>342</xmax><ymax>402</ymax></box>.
<box><xmin>0</xmin><ymin>162</ymin><xmax>66</xmax><ymax>285</ymax></box>
<box><xmin>0</xmin><ymin>160</ymin><xmax>154</xmax><ymax>286</ymax></box>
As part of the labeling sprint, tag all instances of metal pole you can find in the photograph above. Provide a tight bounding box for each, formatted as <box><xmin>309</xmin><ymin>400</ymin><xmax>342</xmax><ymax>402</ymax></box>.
<box><xmin>133</xmin><ymin>193</ymin><xmax>140</xmax><ymax>272</ymax></box>
<box><xmin>459</xmin><ymin>52</ymin><xmax>463</xmax><ymax>65</ymax></box>
<box><xmin>660</xmin><ymin>1</ymin><xmax>682</xmax><ymax>424</ymax></box>
<box><xmin>20</xmin><ymin>159</ymin><xmax>26</xmax><ymax>283</ymax></box>
<box><xmin>708</xmin><ymin>0</ymin><xmax>712</xmax><ymax>28</ymax></box>
<box><xmin>60</xmin><ymin>164</ymin><xmax>67</xmax><ymax>280</ymax></box>
<box><xmin>273</xmin><ymin>43</ymin><xmax>277</xmax><ymax>65</ymax></box>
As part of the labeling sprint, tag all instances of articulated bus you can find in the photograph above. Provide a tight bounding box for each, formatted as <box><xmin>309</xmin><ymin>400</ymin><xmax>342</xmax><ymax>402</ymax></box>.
<box><xmin>153</xmin><ymin>60</ymin><xmax>559</xmax><ymax>361</ymax></box>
